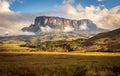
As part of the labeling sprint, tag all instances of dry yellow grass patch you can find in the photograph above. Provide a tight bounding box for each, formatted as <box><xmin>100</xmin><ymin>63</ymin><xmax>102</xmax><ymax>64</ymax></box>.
<box><xmin>0</xmin><ymin>52</ymin><xmax>120</xmax><ymax>56</ymax></box>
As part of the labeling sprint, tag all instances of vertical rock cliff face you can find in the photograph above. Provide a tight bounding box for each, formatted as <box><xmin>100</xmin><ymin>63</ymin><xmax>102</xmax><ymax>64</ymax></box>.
<box><xmin>35</xmin><ymin>16</ymin><xmax>75</xmax><ymax>27</ymax></box>
<box><xmin>22</xmin><ymin>16</ymin><xmax>101</xmax><ymax>33</ymax></box>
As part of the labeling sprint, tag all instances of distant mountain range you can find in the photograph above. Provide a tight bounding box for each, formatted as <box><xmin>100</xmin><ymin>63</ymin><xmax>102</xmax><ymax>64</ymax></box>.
<box><xmin>22</xmin><ymin>16</ymin><xmax>107</xmax><ymax>38</ymax></box>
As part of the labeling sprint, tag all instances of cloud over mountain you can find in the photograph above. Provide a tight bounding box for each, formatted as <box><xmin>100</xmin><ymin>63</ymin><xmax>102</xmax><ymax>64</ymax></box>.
<box><xmin>57</xmin><ymin>2</ymin><xmax>120</xmax><ymax>30</ymax></box>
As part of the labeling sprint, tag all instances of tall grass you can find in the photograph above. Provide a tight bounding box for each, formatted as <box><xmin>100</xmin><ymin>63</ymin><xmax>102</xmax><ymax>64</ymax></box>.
<box><xmin>0</xmin><ymin>53</ymin><xmax>120</xmax><ymax>76</ymax></box>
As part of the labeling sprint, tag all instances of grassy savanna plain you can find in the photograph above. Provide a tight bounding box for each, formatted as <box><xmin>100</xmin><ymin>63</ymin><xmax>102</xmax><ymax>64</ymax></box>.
<box><xmin>0</xmin><ymin>40</ymin><xmax>120</xmax><ymax>76</ymax></box>
<box><xmin>0</xmin><ymin>52</ymin><xmax>120</xmax><ymax>76</ymax></box>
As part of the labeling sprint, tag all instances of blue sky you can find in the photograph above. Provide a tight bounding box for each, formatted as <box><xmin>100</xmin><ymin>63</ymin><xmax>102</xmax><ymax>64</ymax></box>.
<box><xmin>10</xmin><ymin>0</ymin><xmax>120</xmax><ymax>12</ymax></box>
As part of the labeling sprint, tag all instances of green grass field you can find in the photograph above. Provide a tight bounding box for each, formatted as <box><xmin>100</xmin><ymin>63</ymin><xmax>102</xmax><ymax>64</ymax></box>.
<box><xmin>0</xmin><ymin>52</ymin><xmax>120</xmax><ymax>76</ymax></box>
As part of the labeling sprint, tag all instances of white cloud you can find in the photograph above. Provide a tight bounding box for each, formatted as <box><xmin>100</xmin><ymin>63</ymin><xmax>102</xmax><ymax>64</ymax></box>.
<box><xmin>0</xmin><ymin>1</ymin><xmax>33</xmax><ymax>36</ymax></box>
<box><xmin>63</xmin><ymin>0</ymin><xmax>75</xmax><ymax>4</ymax></box>
<box><xmin>0</xmin><ymin>1</ymin><xmax>13</xmax><ymax>13</ymax></box>
<box><xmin>57</xmin><ymin>1</ymin><xmax>120</xmax><ymax>30</ymax></box>
<box><xmin>97</xmin><ymin>0</ymin><xmax>104</xmax><ymax>2</ymax></box>
<box><xmin>22</xmin><ymin>31</ymin><xmax>35</xmax><ymax>35</ymax></box>
<box><xmin>79</xmin><ymin>22</ymin><xmax>88</xmax><ymax>30</ymax></box>
<box><xmin>63</xmin><ymin>26</ymin><xmax>74</xmax><ymax>32</ymax></box>
<box><xmin>40</xmin><ymin>26</ymin><xmax>53</xmax><ymax>33</ymax></box>
<box><xmin>61</xmin><ymin>4</ymin><xmax>77</xmax><ymax>16</ymax></box>
<box><xmin>76</xmin><ymin>4</ymin><xmax>83</xmax><ymax>12</ymax></box>
<box><xmin>0</xmin><ymin>1</ymin><xmax>56</xmax><ymax>36</ymax></box>
<box><xmin>0</xmin><ymin>0</ymin><xmax>15</xmax><ymax>4</ymax></box>
<box><xmin>97</xmin><ymin>6</ymin><xmax>120</xmax><ymax>29</ymax></box>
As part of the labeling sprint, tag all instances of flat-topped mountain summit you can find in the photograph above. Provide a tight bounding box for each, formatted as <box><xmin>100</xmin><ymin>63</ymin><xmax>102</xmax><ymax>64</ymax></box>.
<box><xmin>22</xmin><ymin>16</ymin><xmax>105</xmax><ymax>33</ymax></box>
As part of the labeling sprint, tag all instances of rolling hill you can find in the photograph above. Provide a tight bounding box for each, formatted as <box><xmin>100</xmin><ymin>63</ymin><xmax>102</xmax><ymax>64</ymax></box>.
<box><xmin>83</xmin><ymin>28</ymin><xmax>120</xmax><ymax>52</ymax></box>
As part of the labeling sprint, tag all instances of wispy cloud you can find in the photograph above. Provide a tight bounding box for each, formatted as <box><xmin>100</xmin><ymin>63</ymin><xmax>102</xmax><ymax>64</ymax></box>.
<box><xmin>62</xmin><ymin>0</ymin><xmax>75</xmax><ymax>4</ymax></box>
<box><xmin>97</xmin><ymin>0</ymin><xmax>105</xmax><ymax>2</ymax></box>
<box><xmin>79</xmin><ymin>22</ymin><xmax>88</xmax><ymax>30</ymax></box>
<box><xmin>63</xmin><ymin>26</ymin><xmax>74</xmax><ymax>32</ymax></box>
<box><xmin>17</xmin><ymin>0</ymin><xmax>23</xmax><ymax>4</ymax></box>
<box><xmin>40</xmin><ymin>26</ymin><xmax>54</xmax><ymax>33</ymax></box>
<box><xmin>0</xmin><ymin>0</ymin><xmax>15</xmax><ymax>3</ymax></box>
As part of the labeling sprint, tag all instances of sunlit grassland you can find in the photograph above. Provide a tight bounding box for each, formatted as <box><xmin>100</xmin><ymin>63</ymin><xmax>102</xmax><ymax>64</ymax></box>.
<box><xmin>0</xmin><ymin>52</ymin><xmax>120</xmax><ymax>76</ymax></box>
<box><xmin>1</xmin><ymin>52</ymin><xmax>120</xmax><ymax>56</ymax></box>
<box><xmin>0</xmin><ymin>41</ymin><xmax>34</xmax><ymax>52</ymax></box>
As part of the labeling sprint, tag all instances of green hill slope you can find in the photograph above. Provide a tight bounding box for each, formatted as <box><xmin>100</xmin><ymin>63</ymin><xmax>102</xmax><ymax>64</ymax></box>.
<box><xmin>83</xmin><ymin>28</ymin><xmax>120</xmax><ymax>52</ymax></box>
<box><xmin>88</xmin><ymin>28</ymin><xmax>120</xmax><ymax>44</ymax></box>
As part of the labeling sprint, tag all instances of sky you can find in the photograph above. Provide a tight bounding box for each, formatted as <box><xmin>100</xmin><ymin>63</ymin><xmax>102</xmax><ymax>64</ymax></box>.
<box><xmin>0</xmin><ymin>0</ymin><xmax>120</xmax><ymax>36</ymax></box>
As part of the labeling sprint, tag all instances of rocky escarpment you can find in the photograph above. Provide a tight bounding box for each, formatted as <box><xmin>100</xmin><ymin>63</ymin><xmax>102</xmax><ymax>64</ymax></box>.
<box><xmin>22</xmin><ymin>16</ymin><xmax>101</xmax><ymax>33</ymax></box>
